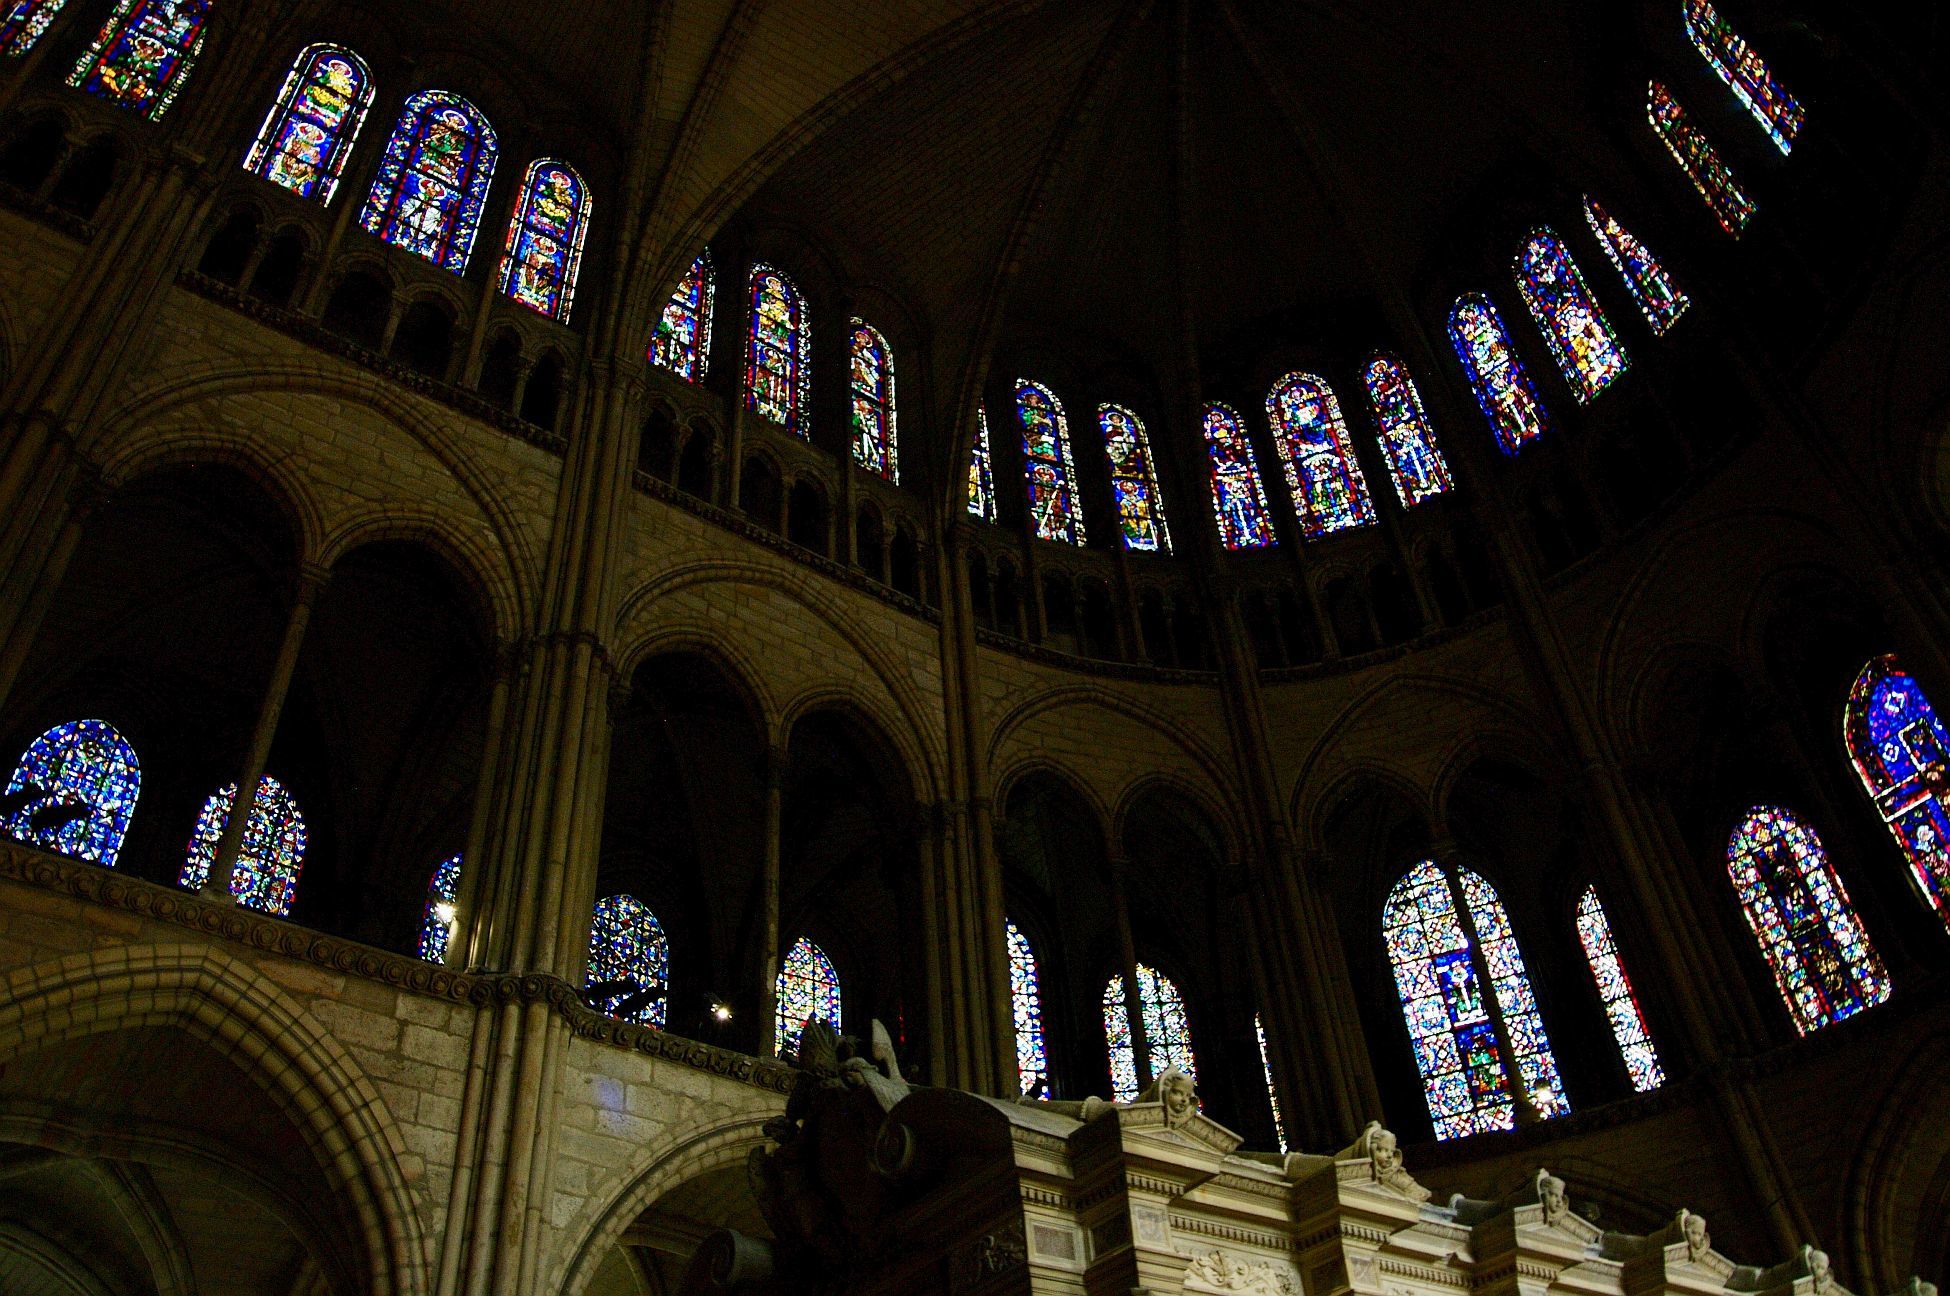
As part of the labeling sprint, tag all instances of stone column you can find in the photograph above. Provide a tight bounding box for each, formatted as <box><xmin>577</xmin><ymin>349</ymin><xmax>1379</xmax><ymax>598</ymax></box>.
<box><xmin>758</xmin><ymin>742</ymin><xmax>784</xmax><ymax>1056</ymax></box>
<box><xmin>1107</xmin><ymin>854</ymin><xmax>1152</xmax><ymax>1090</ymax></box>
<box><xmin>204</xmin><ymin>563</ymin><xmax>332</xmax><ymax>902</ymax></box>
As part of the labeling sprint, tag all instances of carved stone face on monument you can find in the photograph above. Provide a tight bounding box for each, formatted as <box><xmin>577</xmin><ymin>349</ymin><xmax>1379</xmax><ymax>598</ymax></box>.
<box><xmin>1680</xmin><ymin>1210</ymin><xmax>1711</xmax><ymax>1262</ymax></box>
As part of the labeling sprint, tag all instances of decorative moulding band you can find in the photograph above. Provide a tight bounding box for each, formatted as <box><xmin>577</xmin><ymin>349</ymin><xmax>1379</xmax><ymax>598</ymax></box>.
<box><xmin>0</xmin><ymin>842</ymin><xmax>797</xmax><ymax>1094</ymax></box>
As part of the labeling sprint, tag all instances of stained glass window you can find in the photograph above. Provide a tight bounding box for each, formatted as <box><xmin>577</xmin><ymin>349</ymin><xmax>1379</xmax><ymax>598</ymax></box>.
<box><xmin>1202</xmin><ymin>403</ymin><xmax>1276</xmax><ymax>550</ymax></box>
<box><xmin>242</xmin><ymin>44</ymin><xmax>373</xmax><ymax>205</ymax></box>
<box><xmin>1514</xmin><ymin>228</ymin><xmax>1629</xmax><ymax>403</ymax></box>
<box><xmin>1448</xmin><ymin>294</ymin><xmax>1549</xmax><ymax>456</ymax></box>
<box><xmin>850</xmin><ymin>321</ymin><xmax>898</xmax><ymax>481</ymax></box>
<box><xmin>1018</xmin><ymin>380</ymin><xmax>1084</xmax><ymax>545</ymax></box>
<box><xmin>497</xmin><ymin>159</ymin><xmax>591</xmax><ymax>323</ymax></box>
<box><xmin>1256</xmin><ymin>1013</ymin><xmax>1289</xmax><ymax>1153</ymax></box>
<box><xmin>776</xmin><ymin>935</ymin><xmax>842</xmax><ymax>1058</ymax></box>
<box><xmin>1099</xmin><ymin>404</ymin><xmax>1170</xmax><ymax>553</ymax></box>
<box><xmin>1582</xmin><ymin>196</ymin><xmax>1691</xmax><ymax>336</ymax></box>
<box><xmin>1574</xmin><ymin>885</ymin><xmax>1666</xmax><ymax>1092</ymax></box>
<box><xmin>67</xmin><ymin>0</ymin><xmax>208</xmax><ymax>119</ymax></box>
<box><xmin>585</xmin><ymin>894</ymin><xmax>669</xmax><ymax>1026</ymax></box>
<box><xmin>1726</xmin><ymin>806</ymin><xmax>1890</xmax><ymax>1035</ymax></box>
<box><xmin>1844</xmin><ymin>656</ymin><xmax>1950</xmax><ymax>931</ymax></box>
<box><xmin>1363</xmin><ymin>355</ymin><xmax>1452</xmax><ymax>508</ymax></box>
<box><xmin>1648</xmin><ymin>81</ymin><xmax>1755</xmax><ymax>237</ymax></box>
<box><xmin>1685</xmin><ymin>0</ymin><xmax>1803</xmax><ymax>155</ymax></box>
<box><xmin>1103</xmin><ymin>964</ymin><xmax>1196</xmax><ymax>1103</ymax></box>
<box><xmin>1383</xmin><ymin>860</ymin><xmax>1569</xmax><ymax>1141</ymax></box>
<box><xmin>357</xmin><ymin>90</ymin><xmax>498</xmax><ymax>273</ymax></box>
<box><xmin>2</xmin><ymin>719</ymin><xmax>139</xmax><ymax>867</ymax></box>
<box><xmin>2</xmin><ymin>0</ymin><xmax>67</xmax><ymax>57</ymax></box>
<box><xmin>650</xmin><ymin>252</ymin><xmax>714</xmax><ymax>382</ymax></box>
<box><xmin>1267</xmin><ymin>373</ymin><xmax>1376</xmax><ymax>539</ymax></box>
<box><xmin>747</xmin><ymin>263</ymin><xmax>810</xmax><ymax>436</ymax></box>
<box><xmin>968</xmin><ymin>408</ymin><xmax>997</xmax><ymax>522</ymax></box>
<box><xmin>416</xmin><ymin>854</ymin><xmax>462</xmax><ymax>962</ymax></box>
<box><xmin>1008</xmin><ymin>920</ymin><xmax>1049</xmax><ymax>1096</ymax></box>
<box><xmin>178</xmin><ymin>776</ymin><xmax>306</xmax><ymax>917</ymax></box>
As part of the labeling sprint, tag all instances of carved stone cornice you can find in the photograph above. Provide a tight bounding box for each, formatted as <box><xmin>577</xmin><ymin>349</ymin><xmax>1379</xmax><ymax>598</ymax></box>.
<box><xmin>0</xmin><ymin>843</ymin><xmax>795</xmax><ymax>1094</ymax></box>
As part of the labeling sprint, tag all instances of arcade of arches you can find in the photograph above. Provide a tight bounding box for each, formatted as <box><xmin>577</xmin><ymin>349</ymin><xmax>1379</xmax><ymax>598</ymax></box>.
<box><xmin>0</xmin><ymin>1</ymin><xmax>1946</xmax><ymax>1293</ymax></box>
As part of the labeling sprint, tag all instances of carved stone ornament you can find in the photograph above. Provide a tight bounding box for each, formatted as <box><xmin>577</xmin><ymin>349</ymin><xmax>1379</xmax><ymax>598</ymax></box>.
<box><xmin>1138</xmin><ymin>1065</ymin><xmax>1200</xmax><ymax>1128</ymax></box>
<box><xmin>1340</xmin><ymin>1119</ymin><xmax>1431</xmax><ymax>1204</ymax></box>
<box><xmin>1535</xmin><ymin>1168</ymin><xmax>1569</xmax><ymax>1227</ymax></box>
<box><xmin>963</xmin><ymin>1222</ymin><xmax>1028</xmax><ymax>1285</ymax></box>
<box><xmin>1184</xmin><ymin>1248</ymin><xmax>1299</xmax><ymax>1296</ymax></box>
<box><xmin>1679</xmin><ymin>1209</ymin><xmax>1712</xmax><ymax>1263</ymax></box>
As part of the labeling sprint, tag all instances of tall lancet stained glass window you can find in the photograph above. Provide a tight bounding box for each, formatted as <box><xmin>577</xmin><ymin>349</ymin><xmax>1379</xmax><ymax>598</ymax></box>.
<box><xmin>1383</xmin><ymin>860</ymin><xmax>1570</xmax><ymax>1141</ymax></box>
<box><xmin>179</xmin><ymin>776</ymin><xmax>306</xmax><ymax>917</ymax></box>
<box><xmin>1449</xmin><ymin>295</ymin><xmax>1549</xmax><ymax>456</ymax></box>
<box><xmin>968</xmin><ymin>408</ymin><xmax>997</xmax><ymax>521</ymax></box>
<box><xmin>1685</xmin><ymin>0</ymin><xmax>1804</xmax><ymax>155</ymax></box>
<box><xmin>1726</xmin><ymin>806</ymin><xmax>1890</xmax><ymax>1034</ymax></box>
<box><xmin>1256</xmin><ymin>1014</ymin><xmax>1289</xmax><ymax>1153</ymax></box>
<box><xmin>68</xmin><ymin>0</ymin><xmax>208</xmax><ymax>119</ymax></box>
<box><xmin>498</xmin><ymin>159</ymin><xmax>591</xmax><ymax>322</ymax></box>
<box><xmin>3</xmin><ymin>719</ymin><xmax>139</xmax><ymax>867</ymax></box>
<box><xmin>1845</xmin><ymin>655</ymin><xmax>1950</xmax><ymax>930</ymax></box>
<box><xmin>1267</xmin><ymin>373</ymin><xmax>1375</xmax><ymax>538</ymax></box>
<box><xmin>2</xmin><ymin>0</ymin><xmax>66</xmax><ymax>56</ymax></box>
<box><xmin>1649</xmin><ymin>81</ymin><xmax>1755</xmax><ymax>237</ymax></box>
<box><xmin>1583</xmin><ymin>197</ymin><xmax>1691</xmax><ymax>336</ymax></box>
<box><xmin>1515</xmin><ymin>228</ymin><xmax>1628</xmax><ymax>403</ymax></box>
<box><xmin>651</xmin><ymin>252</ymin><xmax>714</xmax><ymax>382</ymax></box>
<box><xmin>1574</xmin><ymin>886</ymin><xmax>1666</xmax><ymax>1092</ymax></box>
<box><xmin>1100</xmin><ymin>404</ymin><xmax>1170</xmax><ymax>553</ymax></box>
<box><xmin>359</xmin><ymin>90</ymin><xmax>498</xmax><ymax>273</ymax></box>
<box><xmin>1202</xmin><ymin>403</ymin><xmax>1275</xmax><ymax>549</ymax></box>
<box><xmin>850</xmin><ymin>321</ymin><xmax>897</xmax><ymax>481</ymax></box>
<box><xmin>1103</xmin><ymin>964</ymin><xmax>1196</xmax><ymax>1103</ymax></box>
<box><xmin>243</xmin><ymin>44</ymin><xmax>373</xmax><ymax>205</ymax></box>
<box><xmin>1363</xmin><ymin>355</ymin><xmax>1452</xmax><ymax>507</ymax></box>
<box><xmin>776</xmin><ymin>936</ymin><xmax>842</xmax><ymax>1058</ymax></box>
<box><xmin>1019</xmin><ymin>380</ymin><xmax>1083</xmax><ymax>545</ymax></box>
<box><xmin>418</xmin><ymin>854</ymin><xmax>462</xmax><ymax>962</ymax></box>
<box><xmin>747</xmin><ymin>263</ymin><xmax>810</xmax><ymax>436</ymax></box>
<box><xmin>1008</xmin><ymin>921</ymin><xmax>1049</xmax><ymax>1096</ymax></box>
<box><xmin>586</xmin><ymin>894</ymin><xmax>669</xmax><ymax>1026</ymax></box>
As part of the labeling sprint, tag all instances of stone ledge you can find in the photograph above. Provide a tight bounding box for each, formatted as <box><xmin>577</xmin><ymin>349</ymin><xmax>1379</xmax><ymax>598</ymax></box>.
<box><xmin>0</xmin><ymin>842</ymin><xmax>796</xmax><ymax>1094</ymax></box>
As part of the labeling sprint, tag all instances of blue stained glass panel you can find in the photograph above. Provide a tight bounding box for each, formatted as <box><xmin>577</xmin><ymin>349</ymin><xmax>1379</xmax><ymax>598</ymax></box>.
<box><xmin>968</xmin><ymin>408</ymin><xmax>997</xmax><ymax>521</ymax></box>
<box><xmin>178</xmin><ymin>776</ymin><xmax>306</xmax><ymax>917</ymax></box>
<box><xmin>1575</xmin><ymin>886</ymin><xmax>1666</xmax><ymax>1092</ymax></box>
<box><xmin>1583</xmin><ymin>197</ymin><xmax>1690</xmax><ymax>336</ymax></box>
<box><xmin>2</xmin><ymin>719</ymin><xmax>140</xmax><ymax>867</ymax></box>
<box><xmin>418</xmin><ymin>854</ymin><xmax>462</xmax><ymax>962</ymax></box>
<box><xmin>66</xmin><ymin>0</ymin><xmax>207</xmax><ymax>119</ymax></box>
<box><xmin>1685</xmin><ymin>0</ymin><xmax>1803</xmax><ymax>154</ymax></box>
<box><xmin>358</xmin><ymin>90</ymin><xmax>498</xmax><ymax>272</ymax></box>
<box><xmin>1515</xmin><ymin>227</ymin><xmax>1628</xmax><ymax>403</ymax></box>
<box><xmin>1649</xmin><ymin>80</ymin><xmax>1755</xmax><ymax>236</ymax></box>
<box><xmin>776</xmin><ymin>935</ymin><xmax>842</xmax><ymax>1058</ymax></box>
<box><xmin>850</xmin><ymin>321</ymin><xmax>897</xmax><ymax>481</ymax></box>
<box><xmin>497</xmin><ymin>159</ymin><xmax>591</xmax><ymax>323</ymax></box>
<box><xmin>1099</xmin><ymin>404</ymin><xmax>1170</xmax><ymax>553</ymax></box>
<box><xmin>1202</xmin><ymin>403</ymin><xmax>1276</xmax><ymax>550</ymax></box>
<box><xmin>650</xmin><ymin>252</ymin><xmax>715</xmax><ymax>382</ymax></box>
<box><xmin>1363</xmin><ymin>355</ymin><xmax>1452</xmax><ymax>508</ymax></box>
<box><xmin>243</xmin><ymin>44</ymin><xmax>374</xmax><ymax>205</ymax></box>
<box><xmin>1019</xmin><ymin>380</ymin><xmax>1083</xmax><ymax>545</ymax></box>
<box><xmin>1845</xmin><ymin>655</ymin><xmax>1950</xmax><ymax>932</ymax></box>
<box><xmin>1008</xmin><ymin>921</ymin><xmax>1048</xmax><ymax>1096</ymax></box>
<box><xmin>586</xmin><ymin>894</ymin><xmax>669</xmax><ymax>1026</ymax></box>
<box><xmin>1</xmin><ymin>0</ymin><xmax>66</xmax><ymax>57</ymax></box>
<box><xmin>1103</xmin><ymin>964</ymin><xmax>1196</xmax><ymax>1103</ymax></box>
<box><xmin>747</xmin><ymin>264</ymin><xmax>810</xmax><ymax>436</ymax></box>
<box><xmin>1267</xmin><ymin>373</ymin><xmax>1375</xmax><ymax>538</ymax></box>
<box><xmin>1448</xmin><ymin>294</ymin><xmax>1549</xmax><ymax>455</ymax></box>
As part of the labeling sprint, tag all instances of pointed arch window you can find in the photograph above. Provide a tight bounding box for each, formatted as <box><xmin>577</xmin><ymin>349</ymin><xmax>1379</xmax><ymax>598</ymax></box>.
<box><xmin>586</xmin><ymin>894</ymin><xmax>670</xmax><ymax>1026</ymax></box>
<box><xmin>1018</xmin><ymin>380</ymin><xmax>1084</xmax><ymax>545</ymax></box>
<box><xmin>242</xmin><ymin>43</ymin><xmax>374</xmax><ymax>205</ymax></box>
<box><xmin>3</xmin><ymin>719</ymin><xmax>139</xmax><ymax>867</ymax></box>
<box><xmin>1448</xmin><ymin>294</ymin><xmax>1549</xmax><ymax>456</ymax></box>
<box><xmin>358</xmin><ymin>90</ymin><xmax>498</xmax><ymax>272</ymax></box>
<box><xmin>968</xmin><ymin>408</ymin><xmax>997</xmax><ymax>521</ymax></box>
<box><xmin>1267</xmin><ymin>373</ymin><xmax>1376</xmax><ymax>538</ymax></box>
<box><xmin>1575</xmin><ymin>886</ymin><xmax>1666</xmax><ymax>1092</ymax></box>
<box><xmin>416</xmin><ymin>854</ymin><xmax>463</xmax><ymax>961</ymax></box>
<box><xmin>1363</xmin><ymin>355</ymin><xmax>1452</xmax><ymax>508</ymax></box>
<box><xmin>1845</xmin><ymin>656</ymin><xmax>1950</xmax><ymax>930</ymax></box>
<box><xmin>776</xmin><ymin>935</ymin><xmax>842</xmax><ymax>1058</ymax></box>
<box><xmin>1104</xmin><ymin>964</ymin><xmax>1195</xmax><ymax>1103</ymax></box>
<box><xmin>1515</xmin><ymin>228</ymin><xmax>1629</xmax><ymax>403</ymax></box>
<box><xmin>1008</xmin><ymin>920</ymin><xmax>1049</xmax><ymax>1096</ymax></box>
<box><xmin>1648</xmin><ymin>81</ymin><xmax>1755</xmax><ymax>237</ymax></box>
<box><xmin>1685</xmin><ymin>0</ymin><xmax>1803</xmax><ymax>155</ymax></box>
<box><xmin>1256</xmin><ymin>1013</ymin><xmax>1289</xmax><ymax>1153</ymax></box>
<box><xmin>497</xmin><ymin>159</ymin><xmax>591</xmax><ymax>323</ymax></box>
<box><xmin>67</xmin><ymin>0</ymin><xmax>208</xmax><ymax>119</ymax></box>
<box><xmin>747</xmin><ymin>263</ymin><xmax>810</xmax><ymax>436</ymax></box>
<box><xmin>179</xmin><ymin>776</ymin><xmax>306</xmax><ymax>917</ymax></box>
<box><xmin>1726</xmin><ymin>806</ymin><xmax>1890</xmax><ymax>1034</ymax></box>
<box><xmin>1202</xmin><ymin>402</ymin><xmax>1276</xmax><ymax>550</ymax></box>
<box><xmin>849</xmin><ymin>321</ymin><xmax>897</xmax><ymax>481</ymax></box>
<box><xmin>650</xmin><ymin>252</ymin><xmax>715</xmax><ymax>382</ymax></box>
<box><xmin>1</xmin><ymin>0</ymin><xmax>66</xmax><ymax>56</ymax></box>
<box><xmin>1583</xmin><ymin>197</ymin><xmax>1691</xmax><ymax>336</ymax></box>
<box><xmin>1384</xmin><ymin>860</ymin><xmax>1569</xmax><ymax>1141</ymax></box>
<box><xmin>1099</xmin><ymin>404</ymin><xmax>1170</xmax><ymax>553</ymax></box>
